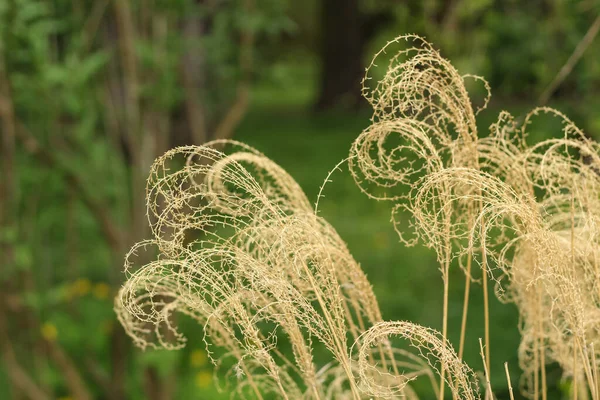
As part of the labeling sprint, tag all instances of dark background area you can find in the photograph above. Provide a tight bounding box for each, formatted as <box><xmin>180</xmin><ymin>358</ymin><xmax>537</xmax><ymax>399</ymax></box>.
<box><xmin>1</xmin><ymin>0</ymin><xmax>599</xmax><ymax>398</ymax></box>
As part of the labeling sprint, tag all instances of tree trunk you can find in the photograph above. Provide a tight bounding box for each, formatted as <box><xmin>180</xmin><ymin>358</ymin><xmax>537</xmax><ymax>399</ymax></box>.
<box><xmin>179</xmin><ymin>4</ymin><xmax>208</xmax><ymax>146</ymax></box>
<box><xmin>314</xmin><ymin>0</ymin><xmax>364</xmax><ymax>110</ymax></box>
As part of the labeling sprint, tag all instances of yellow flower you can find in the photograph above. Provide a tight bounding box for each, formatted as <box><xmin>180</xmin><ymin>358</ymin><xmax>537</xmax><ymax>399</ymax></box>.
<box><xmin>41</xmin><ymin>323</ymin><xmax>58</xmax><ymax>341</ymax></box>
<box><xmin>190</xmin><ymin>349</ymin><xmax>208</xmax><ymax>367</ymax></box>
<box><xmin>93</xmin><ymin>283</ymin><xmax>111</xmax><ymax>300</ymax></box>
<box><xmin>72</xmin><ymin>278</ymin><xmax>91</xmax><ymax>296</ymax></box>
<box><xmin>194</xmin><ymin>371</ymin><xmax>212</xmax><ymax>388</ymax></box>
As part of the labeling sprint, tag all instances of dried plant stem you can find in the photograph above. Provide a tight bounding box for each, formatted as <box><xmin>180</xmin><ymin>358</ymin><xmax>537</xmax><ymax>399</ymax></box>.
<box><xmin>534</xmin><ymin>326</ymin><xmax>540</xmax><ymax>400</ymax></box>
<box><xmin>592</xmin><ymin>343</ymin><xmax>598</xmax><ymax>400</ymax></box>
<box><xmin>275</xmin><ymin>376</ymin><xmax>290</xmax><ymax>400</ymax></box>
<box><xmin>571</xmin><ymin>193</ymin><xmax>579</xmax><ymax>400</ymax></box>
<box><xmin>540</xmin><ymin>334</ymin><xmax>547</xmax><ymax>400</ymax></box>
<box><xmin>479</xmin><ymin>338</ymin><xmax>493</xmax><ymax>400</ymax></box>
<box><xmin>505</xmin><ymin>362</ymin><xmax>515</xmax><ymax>400</ymax></box>
<box><xmin>538</xmin><ymin>289</ymin><xmax>547</xmax><ymax>400</ymax></box>
<box><xmin>455</xmin><ymin>250</ymin><xmax>472</xmax><ymax>395</ymax></box>
<box><xmin>482</xmin><ymin>277</ymin><xmax>491</xmax><ymax>379</ymax></box>
<box><xmin>571</xmin><ymin>190</ymin><xmax>576</xmax><ymax>267</ymax></box>
<box><xmin>439</xmin><ymin>273</ymin><xmax>449</xmax><ymax>400</ymax></box>
<box><xmin>439</xmin><ymin>224</ymin><xmax>452</xmax><ymax>400</ymax></box>
<box><xmin>595</xmin><ymin>252</ymin><xmax>600</xmax><ymax>299</ymax></box>
<box><xmin>458</xmin><ymin>254</ymin><xmax>473</xmax><ymax>362</ymax></box>
<box><xmin>578</xmin><ymin>344</ymin><xmax>595</xmax><ymax>400</ymax></box>
<box><xmin>574</xmin><ymin>336</ymin><xmax>579</xmax><ymax>400</ymax></box>
<box><xmin>239</xmin><ymin>361</ymin><xmax>263</xmax><ymax>400</ymax></box>
<box><xmin>341</xmin><ymin>298</ymin><xmax>361</xmax><ymax>344</ymax></box>
<box><xmin>481</xmin><ymin>215</ymin><xmax>491</xmax><ymax>376</ymax></box>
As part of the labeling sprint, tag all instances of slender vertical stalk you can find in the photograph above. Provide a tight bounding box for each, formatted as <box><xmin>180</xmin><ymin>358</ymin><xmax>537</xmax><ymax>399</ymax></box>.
<box><xmin>505</xmin><ymin>362</ymin><xmax>515</xmax><ymax>400</ymax></box>
<box><xmin>458</xmin><ymin>254</ymin><xmax>473</xmax><ymax>362</ymax></box>
<box><xmin>539</xmin><ymin>292</ymin><xmax>547</xmax><ymax>400</ymax></box>
<box><xmin>577</xmin><ymin>344</ymin><xmax>594</xmax><ymax>400</ymax></box>
<box><xmin>455</xmin><ymin>247</ymin><xmax>472</xmax><ymax>395</ymax></box>
<box><xmin>574</xmin><ymin>339</ymin><xmax>579</xmax><ymax>400</ymax></box>
<box><xmin>439</xmin><ymin>211</ymin><xmax>452</xmax><ymax>400</ymax></box>
<box><xmin>572</xmin><ymin>193</ymin><xmax>578</xmax><ymax>400</ymax></box>
<box><xmin>534</xmin><ymin>313</ymin><xmax>540</xmax><ymax>400</ymax></box>
<box><xmin>238</xmin><ymin>360</ymin><xmax>264</xmax><ymax>400</ymax></box>
<box><xmin>481</xmin><ymin>214</ymin><xmax>491</xmax><ymax>376</ymax></box>
<box><xmin>479</xmin><ymin>338</ymin><xmax>493</xmax><ymax>399</ymax></box>
<box><xmin>439</xmin><ymin>268</ymin><xmax>449</xmax><ymax>400</ymax></box>
<box><xmin>592</xmin><ymin>343</ymin><xmax>598</xmax><ymax>400</ymax></box>
<box><xmin>539</xmin><ymin>328</ymin><xmax>548</xmax><ymax>400</ymax></box>
<box><xmin>473</xmin><ymin>134</ymin><xmax>491</xmax><ymax>377</ymax></box>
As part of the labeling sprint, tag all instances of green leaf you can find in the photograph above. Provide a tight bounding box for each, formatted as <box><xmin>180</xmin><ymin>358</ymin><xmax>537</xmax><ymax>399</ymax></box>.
<box><xmin>76</xmin><ymin>51</ymin><xmax>109</xmax><ymax>84</ymax></box>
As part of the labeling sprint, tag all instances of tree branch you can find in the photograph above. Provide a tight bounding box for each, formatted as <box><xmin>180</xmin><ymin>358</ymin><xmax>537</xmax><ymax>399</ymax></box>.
<box><xmin>43</xmin><ymin>338</ymin><xmax>93</xmax><ymax>400</ymax></box>
<box><xmin>0</xmin><ymin>294</ymin><xmax>50</xmax><ymax>400</ymax></box>
<box><xmin>4</xmin><ymin>294</ymin><xmax>94</xmax><ymax>400</ymax></box>
<box><xmin>0</xmin><ymin>339</ymin><xmax>50</xmax><ymax>400</ymax></box>
<box><xmin>539</xmin><ymin>14</ymin><xmax>600</xmax><ymax>105</ymax></box>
